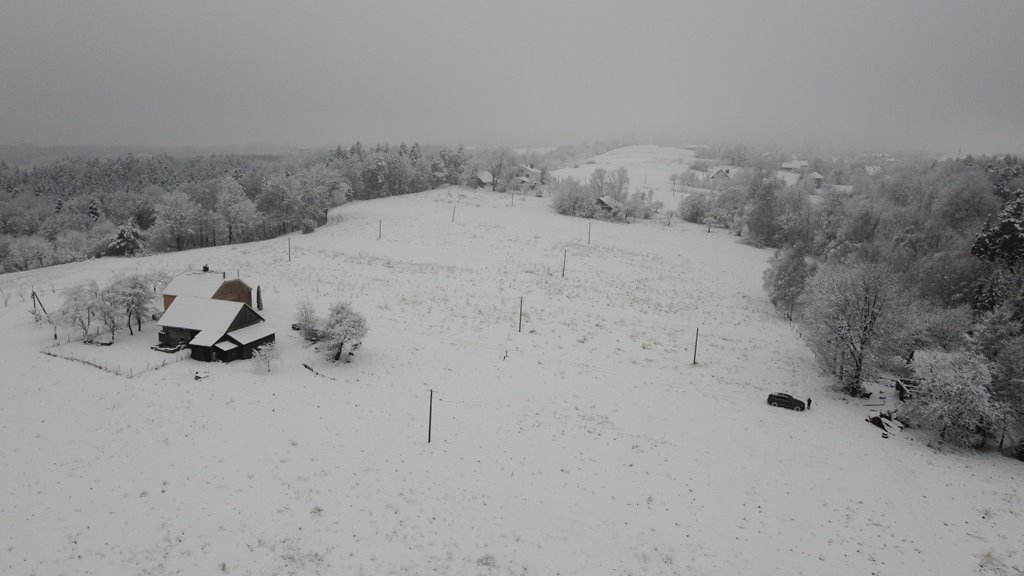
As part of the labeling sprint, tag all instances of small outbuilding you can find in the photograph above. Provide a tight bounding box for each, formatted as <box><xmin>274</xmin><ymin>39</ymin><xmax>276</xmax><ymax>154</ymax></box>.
<box><xmin>595</xmin><ymin>195</ymin><xmax>624</xmax><ymax>215</ymax></box>
<box><xmin>471</xmin><ymin>171</ymin><xmax>494</xmax><ymax>189</ymax></box>
<box><xmin>707</xmin><ymin>167</ymin><xmax>731</xmax><ymax>184</ymax></box>
<box><xmin>808</xmin><ymin>171</ymin><xmax>824</xmax><ymax>188</ymax></box>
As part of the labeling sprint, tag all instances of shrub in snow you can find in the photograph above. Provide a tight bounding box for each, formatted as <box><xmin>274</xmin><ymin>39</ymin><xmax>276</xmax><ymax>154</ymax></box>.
<box><xmin>252</xmin><ymin>342</ymin><xmax>277</xmax><ymax>373</ymax></box>
<box><xmin>551</xmin><ymin>180</ymin><xmax>597</xmax><ymax>218</ymax></box>
<box><xmin>898</xmin><ymin>350</ymin><xmax>1002</xmax><ymax>448</ymax></box>
<box><xmin>678</xmin><ymin>191</ymin><xmax>714</xmax><ymax>224</ymax></box>
<box><xmin>296</xmin><ymin>297</ymin><xmax>320</xmax><ymax>341</ymax></box>
<box><xmin>320</xmin><ymin>302</ymin><xmax>368</xmax><ymax>362</ymax></box>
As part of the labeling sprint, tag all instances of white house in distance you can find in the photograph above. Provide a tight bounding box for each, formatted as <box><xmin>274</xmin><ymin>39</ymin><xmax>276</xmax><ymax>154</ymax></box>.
<box><xmin>780</xmin><ymin>160</ymin><xmax>809</xmax><ymax>172</ymax></box>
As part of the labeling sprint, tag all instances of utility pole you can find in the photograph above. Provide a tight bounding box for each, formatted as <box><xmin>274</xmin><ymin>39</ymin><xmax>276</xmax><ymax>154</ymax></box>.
<box><xmin>692</xmin><ymin>327</ymin><xmax>700</xmax><ymax>365</ymax></box>
<box><xmin>428</xmin><ymin>389</ymin><xmax>434</xmax><ymax>443</ymax></box>
<box><xmin>518</xmin><ymin>297</ymin><xmax>523</xmax><ymax>333</ymax></box>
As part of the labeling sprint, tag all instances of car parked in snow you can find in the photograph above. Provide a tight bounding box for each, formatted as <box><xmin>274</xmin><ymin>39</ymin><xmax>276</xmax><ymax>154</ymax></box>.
<box><xmin>767</xmin><ymin>393</ymin><xmax>805</xmax><ymax>411</ymax></box>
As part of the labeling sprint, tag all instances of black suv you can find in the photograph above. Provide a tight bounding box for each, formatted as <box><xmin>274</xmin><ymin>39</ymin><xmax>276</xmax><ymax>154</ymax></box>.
<box><xmin>767</xmin><ymin>393</ymin><xmax>805</xmax><ymax>411</ymax></box>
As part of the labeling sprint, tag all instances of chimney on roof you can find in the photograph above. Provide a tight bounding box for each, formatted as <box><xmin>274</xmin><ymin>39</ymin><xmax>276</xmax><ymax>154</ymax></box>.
<box><xmin>202</xmin><ymin>264</ymin><xmax>209</xmax><ymax>272</ymax></box>
<box><xmin>222</xmin><ymin>271</ymin><xmax>226</xmax><ymax>279</ymax></box>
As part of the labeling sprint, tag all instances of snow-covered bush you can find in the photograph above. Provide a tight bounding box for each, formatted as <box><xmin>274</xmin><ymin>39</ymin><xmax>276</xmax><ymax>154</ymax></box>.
<box><xmin>898</xmin><ymin>350</ymin><xmax>1002</xmax><ymax>448</ymax></box>
<box><xmin>296</xmin><ymin>297</ymin><xmax>320</xmax><ymax>341</ymax></box>
<box><xmin>678</xmin><ymin>191</ymin><xmax>714</xmax><ymax>224</ymax></box>
<box><xmin>319</xmin><ymin>302</ymin><xmax>368</xmax><ymax>362</ymax></box>
<box><xmin>551</xmin><ymin>179</ymin><xmax>597</xmax><ymax>218</ymax></box>
<box><xmin>251</xmin><ymin>342</ymin><xmax>277</xmax><ymax>373</ymax></box>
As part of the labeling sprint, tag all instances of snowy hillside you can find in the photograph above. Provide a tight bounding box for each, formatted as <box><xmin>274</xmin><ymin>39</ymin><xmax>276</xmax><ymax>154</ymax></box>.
<box><xmin>552</xmin><ymin>145</ymin><xmax>696</xmax><ymax>207</ymax></box>
<box><xmin>2</xmin><ymin>166</ymin><xmax>1022</xmax><ymax>575</ymax></box>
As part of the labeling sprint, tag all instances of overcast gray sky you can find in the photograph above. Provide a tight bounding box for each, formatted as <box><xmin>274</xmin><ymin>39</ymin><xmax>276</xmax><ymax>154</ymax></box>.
<box><xmin>1</xmin><ymin>0</ymin><xmax>1022</xmax><ymax>153</ymax></box>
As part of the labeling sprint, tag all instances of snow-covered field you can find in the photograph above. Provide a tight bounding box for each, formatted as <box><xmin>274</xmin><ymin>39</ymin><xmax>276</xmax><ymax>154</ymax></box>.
<box><xmin>552</xmin><ymin>145</ymin><xmax>696</xmax><ymax>207</ymax></box>
<box><xmin>2</xmin><ymin>151</ymin><xmax>1023</xmax><ymax>575</ymax></box>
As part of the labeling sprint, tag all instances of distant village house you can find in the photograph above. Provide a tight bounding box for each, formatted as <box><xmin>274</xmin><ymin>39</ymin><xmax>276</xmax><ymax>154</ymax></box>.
<box><xmin>780</xmin><ymin>160</ymin><xmax>809</xmax><ymax>172</ymax></box>
<box><xmin>470</xmin><ymin>171</ymin><xmax>494</xmax><ymax>189</ymax></box>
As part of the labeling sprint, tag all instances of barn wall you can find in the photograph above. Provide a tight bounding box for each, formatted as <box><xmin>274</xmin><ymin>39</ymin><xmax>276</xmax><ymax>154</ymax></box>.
<box><xmin>227</xmin><ymin>306</ymin><xmax>263</xmax><ymax>332</ymax></box>
<box><xmin>189</xmin><ymin>346</ymin><xmax>214</xmax><ymax>362</ymax></box>
<box><xmin>160</xmin><ymin>327</ymin><xmax>194</xmax><ymax>346</ymax></box>
<box><xmin>239</xmin><ymin>334</ymin><xmax>275</xmax><ymax>359</ymax></box>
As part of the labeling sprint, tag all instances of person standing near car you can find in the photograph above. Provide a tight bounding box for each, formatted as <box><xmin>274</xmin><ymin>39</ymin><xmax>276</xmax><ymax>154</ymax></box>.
<box><xmin>807</xmin><ymin>398</ymin><xmax>812</xmax><ymax>410</ymax></box>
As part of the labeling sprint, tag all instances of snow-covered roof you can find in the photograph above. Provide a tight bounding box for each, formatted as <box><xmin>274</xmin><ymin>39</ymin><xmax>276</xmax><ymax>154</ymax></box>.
<box><xmin>775</xmin><ymin>171</ymin><xmax>801</xmax><ymax>186</ymax></box>
<box><xmin>596</xmin><ymin>195</ymin><xmax>623</xmax><ymax>210</ymax></box>
<box><xmin>864</xmin><ymin>165</ymin><xmax>882</xmax><ymax>176</ymax></box>
<box><xmin>189</xmin><ymin>329</ymin><xmax>222</xmax><ymax>347</ymax></box>
<box><xmin>708</xmin><ymin>167</ymin><xmax>731</xmax><ymax>179</ymax></box>
<box><xmin>809</xmin><ymin>171</ymin><xmax>824</xmax><ymax>179</ymax></box>
<box><xmin>475</xmin><ymin>171</ymin><xmax>493</xmax><ymax>184</ymax></box>
<box><xmin>520</xmin><ymin>164</ymin><xmax>541</xmax><ymax>174</ymax></box>
<box><xmin>781</xmin><ymin>161</ymin><xmax>809</xmax><ymax>171</ymax></box>
<box><xmin>214</xmin><ymin>340</ymin><xmax>238</xmax><ymax>352</ymax></box>
<box><xmin>516</xmin><ymin>176</ymin><xmax>531</xmax><ymax>183</ymax></box>
<box><xmin>163</xmin><ymin>272</ymin><xmax>228</xmax><ymax>298</ymax></box>
<box><xmin>158</xmin><ymin>296</ymin><xmax>248</xmax><ymax>332</ymax></box>
<box><xmin>227</xmin><ymin>322</ymin><xmax>275</xmax><ymax>345</ymax></box>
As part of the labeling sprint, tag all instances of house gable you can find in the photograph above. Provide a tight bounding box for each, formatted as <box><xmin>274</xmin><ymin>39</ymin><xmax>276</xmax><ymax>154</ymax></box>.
<box><xmin>212</xmin><ymin>279</ymin><xmax>253</xmax><ymax>307</ymax></box>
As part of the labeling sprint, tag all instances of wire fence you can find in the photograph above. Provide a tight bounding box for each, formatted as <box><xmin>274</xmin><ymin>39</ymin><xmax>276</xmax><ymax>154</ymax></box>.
<box><xmin>40</xmin><ymin>345</ymin><xmax>190</xmax><ymax>379</ymax></box>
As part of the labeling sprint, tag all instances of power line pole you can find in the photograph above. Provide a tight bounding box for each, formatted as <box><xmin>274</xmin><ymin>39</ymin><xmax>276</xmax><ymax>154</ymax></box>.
<box><xmin>428</xmin><ymin>389</ymin><xmax>434</xmax><ymax>443</ymax></box>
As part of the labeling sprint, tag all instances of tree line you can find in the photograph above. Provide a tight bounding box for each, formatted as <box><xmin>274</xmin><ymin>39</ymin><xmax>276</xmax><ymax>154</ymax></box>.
<box><xmin>695</xmin><ymin>152</ymin><xmax>1024</xmax><ymax>451</ymax></box>
<box><xmin>0</xmin><ymin>142</ymin><xmax>582</xmax><ymax>273</ymax></box>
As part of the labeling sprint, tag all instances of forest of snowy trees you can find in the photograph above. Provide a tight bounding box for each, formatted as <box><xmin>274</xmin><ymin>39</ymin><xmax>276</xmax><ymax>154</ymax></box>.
<box><xmin>0</xmin><ymin>142</ymin><xmax>573</xmax><ymax>273</ymax></box>
<box><xmin>681</xmin><ymin>152</ymin><xmax>1024</xmax><ymax>451</ymax></box>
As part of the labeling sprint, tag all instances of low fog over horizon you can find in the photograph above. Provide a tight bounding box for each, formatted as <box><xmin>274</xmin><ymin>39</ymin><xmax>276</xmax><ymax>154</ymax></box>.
<box><xmin>1</xmin><ymin>0</ymin><xmax>1022</xmax><ymax>155</ymax></box>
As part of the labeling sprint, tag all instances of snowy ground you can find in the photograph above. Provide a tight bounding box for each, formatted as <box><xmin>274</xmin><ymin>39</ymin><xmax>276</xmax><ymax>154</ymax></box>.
<box><xmin>2</xmin><ymin>152</ymin><xmax>1023</xmax><ymax>575</ymax></box>
<box><xmin>552</xmin><ymin>145</ymin><xmax>696</xmax><ymax>208</ymax></box>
